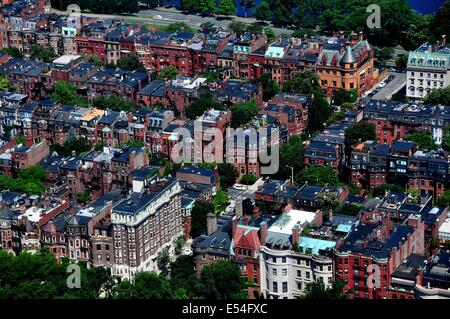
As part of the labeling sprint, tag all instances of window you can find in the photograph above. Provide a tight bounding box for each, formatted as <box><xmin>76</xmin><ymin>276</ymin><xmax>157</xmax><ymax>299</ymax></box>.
<box><xmin>297</xmin><ymin>282</ymin><xmax>302</xmax><ymax>290</ymax></box>
<box><xmin>282</xmin><ymin>269</ymin><xmax>287</xmax><ymax>276</ymax></box>
<box><xmin>297</xmin><ymin>270</ymin><xmax>302</xmax><ymax>278</ymax></box>
<box><xmin>306</xmin><ymin>272</ymin><xmax>310</xmax><ymax>279</ymax></box>
<box><xmin>282</xmin><ymin>282</ymin><xmax>288</xmax><ymax>293</ymax></box>
<box><xmin>273</xmin><ymin>282</ymin><xmax>278</xmax><ymax>293</ymax></box>
<box><xmin>272</xmin><ymin>268</ymin><xmax>277</xmax><ymax>276</ymax></box>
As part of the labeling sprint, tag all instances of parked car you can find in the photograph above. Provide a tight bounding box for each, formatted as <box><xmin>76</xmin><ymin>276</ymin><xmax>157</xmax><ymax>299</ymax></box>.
<box><xmin>233</xmin><ymin>184</ymin><xmax>247</xmax><ymax>191</ymax></box>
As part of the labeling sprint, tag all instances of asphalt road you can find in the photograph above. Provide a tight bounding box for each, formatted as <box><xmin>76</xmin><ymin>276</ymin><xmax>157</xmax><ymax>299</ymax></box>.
<box><xmin>52</xmin><ymin>7</ymin><xmax>293</xmax><ymax>36</ymax></box>
<box><xmin>372</xmin><ymin>71</ymin><xmax>407</xmax><ymax>100</ymax></box>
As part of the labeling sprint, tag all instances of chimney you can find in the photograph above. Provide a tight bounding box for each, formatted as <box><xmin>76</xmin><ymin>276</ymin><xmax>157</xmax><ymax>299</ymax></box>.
<box><xmin>253</xmin><ymin>206</ymin><xmax>260</xmax><ymax>220</ymax></box>
<box><xmin>283</xmin><ymin>203</ymin><xmax>293</xmax><ymax>214</ymax></box>
<box><xmin>442</xmin><ymin>34</ymin><xmax>447</xmax><ymax>46</ymax></box>
<box><xmin>339</xmin><ymin>31</ymin><xmax>344</xmax><ymax>39</ymax></box>
<box><xmin>328</xmin><ymin>208</ymin><xmax>333</xmax><ymax>222</ymax></box>
<box><xmin>235</xmin><ymin>198</ymin><xmax>243</xmax><ymax>217</ymax></box>
<box><xmin>358</xmin><ymin>31</ymin><xmax>364</xmax><ymax>41</ymax></box>
<box><xmin>259</xmin><ymin>221</ymin><xmax>268</xmax><ymax>243</ymax></box>
<box><xmin>416</xmin><ymin>268</ymin><xmax>423</xmax><ymax>286</ymax></box>
<box><xmin>339</xmin><ymin>44</ymin><xmax>345</xmax><ymax>55</ymax></box>
<box><xmin>71</xmin><ymin>150</ymin><xmax>76</xmax><ymax>157</ymax></box>
<box><xmin>313</xmin><ymin>209</ymin><xmax>323</xmax><ymax>227</ymax></box>
<box><xmin>292</xmin><ymin>225</ymin><xmax>300</xmax><ymax>245</ymax></box>
<box><xmin>207</xmin><ymin>213</ymin><xmax>217</xmax><ymax>235</ymax></box>
<box><xmin>231</xmin><ymin>215</ymin><xmax>238</xmax><ymax>239</ymax></box>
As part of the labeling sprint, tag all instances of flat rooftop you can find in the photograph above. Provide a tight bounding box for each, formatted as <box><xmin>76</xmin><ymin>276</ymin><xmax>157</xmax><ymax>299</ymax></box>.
<box><xmin>268</xmin><ymin>209</ymin><xmax>316</xmax><ymax>235</ymax></box>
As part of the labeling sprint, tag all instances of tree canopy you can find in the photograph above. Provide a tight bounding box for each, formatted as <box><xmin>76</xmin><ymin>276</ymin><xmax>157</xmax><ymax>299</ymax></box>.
<box><xmin>115</xmin><ymin>54</ymin><xmax>146</xmax><ymax>72</ymax></box>
<box><xmin>230</xmin><ymin>99</ymin><xmax>259</xmax><ymax>128</ymax></box>
<box><xmin>190</xmin><ymin>201</ymin><xmax>215</xmax><ymax>238</ymax></box>
<box><xmin>52</xmin><ymin>81</ymin><xmax>88</xmax><ymax>107</ymax></box>
<box><xmin>157</xmin><ymin>65</ymin><xmax>179</xmax><ymax>81</ymax></box>
<box><xmin>92</xmin><ymin>94</ymin><xmax>141</xmax><ymax>112</ymax></box>
<box><xmin>185</xmin><ymin>91</ymin><xmax>223</xmax><ymax>119</ymax></box>
<box><xmin>424</xmin><ymin>86</ymin><xmax>450</xmax><ymax>106</ymax></box>
<box><xmin>407</xmin><ymin>132</ymin><xmax>438</xmax><ymax>150</ymax></box>
<box><xmin>29</xmin><ymin>45</ymin><xmax>57</xmax><ymax>63</ymax></box>
<box><xmin>297</xmin><ymin>165</ymin><xmax>340</xmax><ymax>186</ymax></box>
<box><xmin>257</xmin><ymin>73</ymin><xmax>280</xmax><ymax>101</ymax></box>
<box><xmin>0</xmin><ymin>249</ymin><xmax>112</xmax><ymax>299</ymax></box>
<box><xmin>217</xmin><ymin>163</ymin><xmax>239</xmax><ymax>189</ymax></box>
<box><xmin>344</xmin><ymin>122</ymin><xmax>376</xmax><ymax>148</ymax></box>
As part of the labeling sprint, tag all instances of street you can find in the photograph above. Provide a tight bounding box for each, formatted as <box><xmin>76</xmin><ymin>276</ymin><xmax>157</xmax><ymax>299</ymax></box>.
<box><xmin>372</xmin><ymin>71</ymin><xmax>407</xmax><ymax>100</ymax></box>
<box><xmin>52</xmin><ymin>7</ymin><xmax>293</xmax><ymax>36</ymax></box>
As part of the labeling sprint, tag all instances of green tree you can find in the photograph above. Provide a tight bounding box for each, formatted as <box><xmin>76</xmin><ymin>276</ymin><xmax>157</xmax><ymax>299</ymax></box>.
<box><xmin>157</xmin><ymin>247</ymin><xmax>171</xmax><ymax>274</ymax></box>
<box><xmin>29</xmin><ymin>45</ymin><xmax>56</xmax><ymax>62</ymax></box>
<box><xmin>199</xmin><ymin>261</ymin><xmax>247</xmax><ymax>299</ymax></box>
<box><xmin>0</xmin><ymin>76</ymin><xmax>13</xmax><ymax>91</ymax></box>
<box><xmin>333</xmin><ymin>89</ymin><xmax>357</xmax><ymax>106</ymax></box>
<box><xmin>173</xmin><ymin>236</ymin><xmax>185</xmax><ymax>255</ymax></box>
<box><xmin>94</xmin><ymin>141</ymin><xmax>106</xmax><ymax>151</ymax></box>
<box><xmin>345</xmin><ymin>122</ymin><xmax>376</xmax><ymax>149</ymax></box>
<box><xmin>240</xmin><ymin>0</ymin><xmax>255</xmax><ymax>18</ymax></box>
<box><xmin>218</xmin><ymin>0</ymin><xmax>236</xmax><ymax>16</ymax></box>
<box><xmin>256</xmin><ymin>73</ymin><xmax>280</xmax><ymax>101</ymax></box>
<box><xmin>92</xmin><ymin>94</ymin><xmax>140</xmax><ymax>112</ymax></box>
<box><xmin>432</xmin><ymin>0</ymin><xmax>450</xmax><ymax>42</ymax></box>
<box><xmin>218</xmin><ymin>163</ymin><xmax>239</xmax><ymax>189</ymax></box>
<box><xmin>116</xmin><ymin>54</ymin><xmax>146</xmax><ymax>72</ymax></box>
<box><xmin>438</xmin><ymin>190</ymin><xmax>450</xmax><ymax>208</ymax></box>
<box><xmin>114</xmin><ymin>272</ymin><xmax>172</xmax><ymax>299</ymax></box>
<box><xmin>273</xmin><ymin>135</ymin><xmax>304</xmax><ymax>181</ymax></box>
<box><xmin>124</xmin><ymin>140</ymin><xmax>145</xmax><ymax>148</ymax></box>
<box><xmin>228</xmin><ymin>21</ymin><xmax>246</xmax><ymax>36</ymax></box>
<box><xmin>198</xmin><ymin>0</ymin><xmax>217</xmax><ymax>15</ymax></box>
<box><xmin>372</xmin><ymin>184</ymin><xmax>404</xmax><ymax>198</ymax></box>
<box><xmin>297</xmin><ymin>165</ymin><xmax>340</xmax><ymax>186</ymax></box>
<box><xmin>230</xmin><ymin>99</ymin><xmax>259</xmax><ymax>128</ymax></box>
<box><xmin>214</xmin><ymin>188</ymin><xmax>230</xmax><ymax>213</ymax></box>
<box><xmin>443</xmin><ymin>125</ymin><xmax>450</xmax><ymax>152</ymax></box>
<box><xmin>2</xmin><ymin>47</ymin><xmax>24</xmax><ymax>58</ymax></box>
<box><xmin>407</xmin><ymin>132</ymin><xmax>437</xmax><ymax>150</ymax></box>
<box><xmin>50</xmin><ymin>136</ymin><xmax>91</xmax><ymax>157</ymax></box>
<box><xmin>396</xmin><ymin>54</ymin><xmax>408</xmax><ymax>70</ymax></box>
<box><xmin>317</xmin><ymin>192</ymin><xmax>340</xmax><ymax>217</ymax></box>
<box><xmin>254</xmin><ymin>1</ymin><xmax>271</xmax><ymax>21</ymax></box>
<box><xmin>282</xmin><ymin>70</ymin><xmax>320</xmax><ymax>96</ymax></box>
<box><xmin>309</xmin><ymin>95</ymin><xmax>333</xmax><ymax>133</ymax></box>
<box><xmin>424</xmin><ymin>86</ymin><xmax>450</xmax><ymax>105</ymax></box>
<box><xmin>180</xmin><ymin>0</ymin><xmax>197</xmax><ymax>12</ymax></box>
<box><xmin>142</xmin><ymin>0</ymin><xmax>161</xmax><ymax>9</ymax></box>
<box><xmin>301</xmin><ymin>280</ymin><xmax>348</xmax><ymax>300</ymax></box>
<box><xmin>14</xmin><ymin>134</ymin><xmax>26</xmax><ymax>145</ymax></box>
<box><xmin>185</xmin><ymin>91</ymin><xmax>223</xmax><ymax>119</ymax></box>
<box><xmin>86</xmin><ymin>54</ymin><xmax>104</xmax><ymax>67</ymax></box>
<box><xmin>165</xmin><ymin>22</ymin><xmax>195</xmax><ymax>33</ymax></box>
<box><xmin>0</xmin><ymin>249</ymin><xmax>112</xmax><ymax>299</ymax></box>
<box><xmin>337</xmin><ymin>203</ymin><xmax>363</xmax><ymax>216</ymax></box>
<box><xmin>75</xmin><ymin>191</ymin><xmax>91</xmax><ymax>204</ymax></box>
<box><xmin>406</xmin><ymin>188</ymin><xmax>420</xmax><ymax>204</ymax></box>
<box><xmin>190</xmin><ymin>201</ymin><xmax>215</xmax><ymax>238</ymax></box>
<box><xmin>157</xmin><ymin>65</ymin><xmax>179</xmax><ymax>81</ymax></box>
<box><xmin>264</xmin><ymin>28</ymin><xmax>276</xmax><ymax>42</ymax></box>
<box><xmin>52</xmin><ymin>81</ymin><xmax>88</xmax><ymax>106</ymax></box>
<box><xmin>240</xmin><ymin>174</ymin><xmax>257</xmax><ymax>185</ymax></box>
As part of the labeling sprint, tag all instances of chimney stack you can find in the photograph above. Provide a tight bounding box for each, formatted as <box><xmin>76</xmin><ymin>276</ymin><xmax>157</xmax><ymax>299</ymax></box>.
<box><xmin>292</xmin><ymin>225</ymin><xmax>300</xmax><ymax>246</ymax></box>
<box><xmin>235</xmin><ymin>198</ymin><xmax>243</xmax><ymax>217</ymax></box>
<box><xmin>206</xmin><ymin>212</ymin><xmax>217</xmax><ymax>235</ymax></box>
<box><xmin>231</xmin><ymin>215</ymin><xmax>238</xmax><ymax>239</ymax></box>
<box><xmin>259</xmin><ymin>221</ymin><xmax>268</xmax><ymax>243</ymax></box>
<box><xmin>253</xmin><ymin>206</ymin><xmax>261</xmax><ymax>220</ymax></box>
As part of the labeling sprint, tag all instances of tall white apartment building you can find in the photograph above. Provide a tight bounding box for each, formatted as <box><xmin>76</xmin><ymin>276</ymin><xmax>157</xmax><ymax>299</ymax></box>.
<box><xmin>407</xmin><ymin>42</ymin><xmax>450</xmax><ymax>99</ymax></box>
